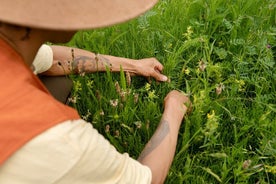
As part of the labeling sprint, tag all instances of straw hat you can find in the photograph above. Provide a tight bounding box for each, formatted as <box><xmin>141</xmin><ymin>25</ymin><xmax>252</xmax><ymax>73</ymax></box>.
<box><xmin>0</xmin><ymin>0</ymin><xmax>158</xmax><ymax>30</ymax></box>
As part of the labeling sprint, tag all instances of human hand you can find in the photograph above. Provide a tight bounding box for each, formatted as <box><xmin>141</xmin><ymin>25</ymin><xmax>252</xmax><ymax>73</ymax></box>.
<box><xmin>134</xmin><ymin>58</ymin><xmax>168</xmax><ymax>82</ymax></box>
<box><xmin>164</xmin><ymin>90</ymin><xmax>192</xmax><ymax>121</ymax></box>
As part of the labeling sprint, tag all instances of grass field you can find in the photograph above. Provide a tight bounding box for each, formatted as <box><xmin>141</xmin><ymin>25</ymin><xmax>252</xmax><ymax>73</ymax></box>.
<box><xmin>67</xmin><ymin>0</ymin><xmax>276</xmax><ymax>183</ymax></box>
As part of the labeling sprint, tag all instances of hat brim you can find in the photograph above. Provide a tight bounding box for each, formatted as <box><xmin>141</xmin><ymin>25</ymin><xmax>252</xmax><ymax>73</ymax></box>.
<box><xmin>0</xmin><ymin>0</ymin><xmax>158</xmax><ymax>30</ymax></box>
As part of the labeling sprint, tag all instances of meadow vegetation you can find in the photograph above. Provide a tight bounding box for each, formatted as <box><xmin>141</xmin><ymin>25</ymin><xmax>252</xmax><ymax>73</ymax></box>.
<box><xmin>67</xmin><ymin>0</ymin><xmax>276</xmax><ymax>183</ymax></box>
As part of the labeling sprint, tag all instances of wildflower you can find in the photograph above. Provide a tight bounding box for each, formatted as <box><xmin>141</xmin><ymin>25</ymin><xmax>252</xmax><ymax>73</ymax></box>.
<box><xmin>123</xmin><ymin>141</ymin><xmax>128</xmax><ymax>148</ymax></box>
<box><xmin>134</xmin><ymin>121</ymin><xmax>142</xmax><ymax>129</ymax></box>
<box><xmin>242</xmin><ymin>160</ymin><xmax>252</xmax><ymax>169</ymax></box>
<box><xmin>148</xmin><ymin>90</ymin><xmax>157</xmax><ymax>100</ymax></box>
<box><xmin>205</xmin><ymin>110</ymin><xmax>219</xmax><ymax>136</ymax></box>
<box><xmin>81</xmin><ymin>115</ymin><xmax>88</xmax><ymax>121</ymax></box>
<box><xmin>73</xmin><ymin>80</ymin><xmax>82</xmax><ymax>92</ymax></box>
<box><xmin>119</xmin><ymin>103</ymin><xmax>124</xmax><ymax>110</ymax></box>
<box><xmin>230</xmin><ymin>116</ymin><xmax>236</xmax><ymax>121</ymax></box>
<box><xmin>126</xmin><ymin>71</ymin><xmax>131</xmax><ymax>86</ymax></box>
<box><xmin>183</xmin><ymin>26</ymin><xmax>193</xmax><ymax>40</ymax></box>
<box><xmin>126</xmin><ymin>89</ymin><xmax>131</xmax><ymax>95</ymax></box>
<box><xmin>68</xmin><ymin>95</ymin><xmax>79</xmax><ymax>104</ymax></box>
<box><xmin>121</xmin><ymin>123</ymin><xmax>133</xmax><ymax>132</ymax></box>
<box><xmin>87</xmin><ymin>80</ymin><xmax>94</xmax><ymax>89</ymax></box>
<box><xmin>265</xmin><ymin>165</ymin><xmax>276</xmax><ymax>174</ymax></box>
<box><xmin>207</xmin><ymin>110</ymin><xmax>216</xmax><ymax>119</ymax></box>
<box><xmin>182</xmin><ymin>68</ymin><xmax>190</xmax><ymax>75</ymax></box>
<box><xmin>105</xmin><ymin>124</ymin><xmax>110</xmax><ymax>133</ymax></box>
<box><xmin>198</xmin><ymin>60</ymin><xmax>207</xmax><ymax>72</ymax></box>
<box><xmin>266</xmin><ymin>44</ymin><xmax>271</xmax><ymax>49</ymax></box>
<box><xmin>145</xmin><ymin>83</ymin><xmax>151</xmax><ymax>91</ymax></box>
<box><xmin>113</xmin><ymin>114</ymin><xmax>119</xmax><ymax>120</ymax></box>
<box><xmin>114</xmin><ymin>81</ymin><xmax>121</xmax><ymax>94</ymax></box>
<box><xmin>238</xmin><ymin>79</ymin><xmax>245</xmax><ymax>86</ymax></box>
<box><xmin>218</xmin><ymin>41</ymin><xmax>224</xmax><ymax>47</ymax></box>
<box><xmin>216</xmin><ymin>83</ymin><xmax>225</xmax><ymax>95</ymax></box>
<box><xmin>110</xmin><ymin>99</ymin><xmax>118</xmax><ymax>107</ymax></box>
<box><xmin>146</xmin><ymin>120</ymin><xmax>150</xmax><ymax>130</ymax></box>
<box><xmin>120</xmin><ymin>91</ymin><xmax>127</xmax><ymax>102</ymax></box>
<box><xmin>133</xmin><ymin>93</ymin><xmax>139</xmax><ymax>104</ymax></box>
<box><xmin>235</xmin><ymin>79</ymin><xmax>245</xmax><ymax>92</ymax></box>
<box><xmin>99</xmin><ymin>110</ymin><xmax>105</xmax><ymax>116</ymax></box>
<box><xmin>187</xmin><ymin>26</ymin><xmax>193</xmax><ymax>34</ymax></box>
<box><xmin>114</xmin><ymin>130</ymin><xmax>120</xmax><ymax>137</ymax></box>
<box><xmin>95</xmin><ymin>90</ymin><xmax>101</xmax><ymax>100</ymax></box>
<box><xmin>81</xmin><ymin>110</ymin><xmax>91</xmax><ymax>121</ymax></box>
<box><xmin>198</xmin><ymin>90</ymin><xmax>207</xmax><ymax>101</ymax></box>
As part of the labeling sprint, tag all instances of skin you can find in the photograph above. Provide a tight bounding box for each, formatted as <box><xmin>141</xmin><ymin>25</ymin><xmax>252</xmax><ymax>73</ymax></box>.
<box><xmin>42</xmin><ymin>45</ymin><xmax>168</xmax><ymax>82</ymax></box>
<box><xmin>139</xmin><ymin>90</ymin><xmax>190</xmax><ymax>184</ymax></box>
<box><xmin>0</xmin><ymin>23</ymin><xmax>191</xmax><ymax>184</ymax></box>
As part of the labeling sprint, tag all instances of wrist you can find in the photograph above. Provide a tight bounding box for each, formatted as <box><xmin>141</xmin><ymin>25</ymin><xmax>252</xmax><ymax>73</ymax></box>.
<box><xmin>162</xmin><ymin>105</ymin><xmax>185</xmax><ymax>130</ymax></box>
<box><xmin>102</xmin><ymin>55</ymin><xmax>137</xmax><ymax>73</ymax></box>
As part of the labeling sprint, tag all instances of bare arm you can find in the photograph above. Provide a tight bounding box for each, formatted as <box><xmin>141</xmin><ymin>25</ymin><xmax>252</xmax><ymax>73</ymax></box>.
<box><xmin>138</xmin><ymin>90</ymin><xmax>191</xmax><ymax>184</ymax></box>
<box><xmin>42</xmin><ymin>45</ymin><xmax>168</xmax><ymax>82</ymax></box>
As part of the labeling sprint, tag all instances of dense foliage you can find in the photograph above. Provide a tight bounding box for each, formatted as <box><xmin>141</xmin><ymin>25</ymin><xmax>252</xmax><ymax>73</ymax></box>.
<box><xmin>68</xmin><ymin>0</ymin><xmax>275</xmax><ymax>183</ymax></box>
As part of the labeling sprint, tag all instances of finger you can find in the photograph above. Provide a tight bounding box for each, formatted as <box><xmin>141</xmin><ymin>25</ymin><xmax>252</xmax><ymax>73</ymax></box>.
<box><xmin>154</xmin><ymin>62</ymin><xmax>164</xmax><ymax>72</ymax></box>
<box><xmin>152</xmin><ymin>70</ymin><xmax>168</xmax><ymax>82</ymax></box>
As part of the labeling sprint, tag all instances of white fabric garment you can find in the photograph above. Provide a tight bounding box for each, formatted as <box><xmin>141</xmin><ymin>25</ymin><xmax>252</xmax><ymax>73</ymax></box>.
<box><xmin>32</xmin><ymin>44</ymin><xmax>53</xmax><ymax>74</ymax></box>
<box><xmin>0</xmin><ymin>120</ymin><xmax>152</xmax><ymax>184</ymax></box>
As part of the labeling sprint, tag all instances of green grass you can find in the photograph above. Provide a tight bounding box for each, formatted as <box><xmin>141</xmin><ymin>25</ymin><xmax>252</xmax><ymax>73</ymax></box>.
<box><xmin>67</xmin><ymin>0</ymin><xmax>276</xmax><ymax>183</ymax></box>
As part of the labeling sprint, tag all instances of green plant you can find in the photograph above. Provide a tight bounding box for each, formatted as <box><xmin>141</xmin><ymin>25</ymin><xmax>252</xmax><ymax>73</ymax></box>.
<box><xmin>67</xmin><ymin>0</ymin><xmax>276</xmax><ymax>183</ymax></box>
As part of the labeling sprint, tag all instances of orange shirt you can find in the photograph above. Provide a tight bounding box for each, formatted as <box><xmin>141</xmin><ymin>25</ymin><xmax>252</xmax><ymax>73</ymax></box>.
<box><xmin>0</xmin><ymin>38</ymin><xmax>80</xmax><ymax>165</ymax></box>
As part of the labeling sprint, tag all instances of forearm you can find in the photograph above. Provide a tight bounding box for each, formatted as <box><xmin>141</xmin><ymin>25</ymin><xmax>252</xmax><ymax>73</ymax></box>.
<box><xmin>42</xmin><ymin>45</ymin><xmax>138</xmax><ymax>76</ymax></box>
<box><xmin>138</xmin><ymin>107</ymin><xmax>185</xmax><ymax>184</ymax></box>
